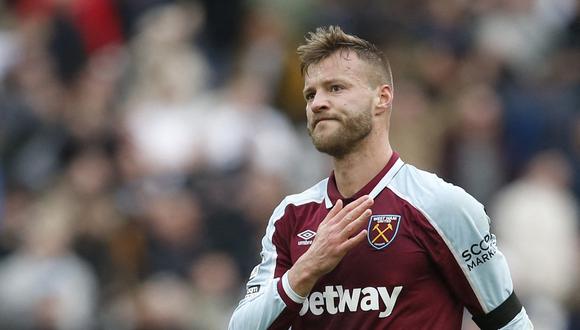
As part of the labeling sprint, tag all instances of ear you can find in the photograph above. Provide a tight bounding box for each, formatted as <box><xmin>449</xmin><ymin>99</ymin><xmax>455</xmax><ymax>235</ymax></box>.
<box><xmin>374</xmin><ymin>84</ymin><xmax>393</xmax><ymax>115</ymax></box>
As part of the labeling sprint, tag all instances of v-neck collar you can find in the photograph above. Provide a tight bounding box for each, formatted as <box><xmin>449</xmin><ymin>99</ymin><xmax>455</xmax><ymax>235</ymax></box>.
<box><xmin>323</xmin><ymin>152</ymin><xmax>404</xmax><ymax>208</ymax></box>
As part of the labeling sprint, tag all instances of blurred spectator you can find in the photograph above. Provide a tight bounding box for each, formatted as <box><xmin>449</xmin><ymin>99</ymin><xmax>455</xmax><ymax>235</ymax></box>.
<box><xmin>189</xmin><ymin>252</ymin><xmax>241</xmax><ymax>329</ymax></box>
<box><xmin>0</xmin><ymin>172</ymin><xmax>4</xmax><ymax>225</ymax></box>
<box><xmin>474</xmin><ymin>0</ymin><xmax>576</xmax><ymax>79</ymax></box>
<box><xmin>121</xmin><ymin>3</ymin><xmax>209</xmax><ymax>175</ymax></box>
<box><xmin>56</xmin><ymin>145</ymin><xmax>121</xmax><ymax>290</ymax></box>
<box><xmin>101</xmin><ymin>273</ymin><xmax>194</xmax><ymax>330</ymax></box>
<box><xmin>0</xmin><ymin>39</ymin><xmax>72</xmax><ymax>191</ymax></box>
<box><xmin>197</xmin><ymin>0</ymin><xmax>245</xmax><ymax>86</ymax></box>
<box><xmin>570</xmin><ymin>116</ymin><xmax>580</xmax><ymax>199</ymax></box>
<box><xmin>442</xmin><ymin>84</ymin><xmax>507</xmax><ymax>204</ymax></box>
<box><xmin>0</xmin><ymin>192</ymin><xmax>97</xmax><ymax>329</ymax></box>
<box><xmin>134</xmin><ymin>274</ymin><xmax>195</xmax><ymax>330</ymax></box>
<box><xmin>0</xmin><ymin>30</ymin><xmax>18</xmax><ymax>85</ymax></box>
<box><xmin>492</xmin><ymin>150</ymin><xmax>579</xmax><ymax>330</ymax></box>
<box><xmin>141</xmin><ymin>189</ymin><xmax>206</xmax><ymax>278</ymax></box>
<box><xmin>201</xmin><ymin>71</ymin><xmax>302</xmax><ymax>183</ymax></box>
<box><xmin>390</xmin><ymin>80</ymin><xmax>447</xmax><ymax>173</ymax></box>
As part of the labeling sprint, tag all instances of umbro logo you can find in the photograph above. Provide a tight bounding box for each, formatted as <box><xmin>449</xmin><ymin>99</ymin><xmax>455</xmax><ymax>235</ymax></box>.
<box><xmin>298</xmin><ymin>230</ymin><xmax>316</xmax><ymax>240</ymax></box>
<box><xmin>297</xmin><ymin>230</ymin><xmax>316</xmax><ymax>245</ymax></box>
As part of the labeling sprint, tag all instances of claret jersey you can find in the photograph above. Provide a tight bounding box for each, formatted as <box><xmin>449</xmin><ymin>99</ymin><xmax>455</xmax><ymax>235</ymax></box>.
<box><xmin>229</xmin><ymin>153</ymin><xmax>533</xmax><ymax>330</ymax></box>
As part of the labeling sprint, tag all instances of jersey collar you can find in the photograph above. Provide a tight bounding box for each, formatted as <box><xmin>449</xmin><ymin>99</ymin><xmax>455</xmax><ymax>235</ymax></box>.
<box><xmin>324</xmin><ymin>152</ymin><xmax>404</xmax><ymax>209</ymax></box>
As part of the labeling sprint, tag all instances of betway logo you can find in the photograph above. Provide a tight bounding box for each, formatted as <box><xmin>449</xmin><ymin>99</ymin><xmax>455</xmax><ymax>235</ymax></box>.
<box><xmin>299</xmin><ymin>285</ymin><xmax>403</xmax><ymax>318</ymax></box>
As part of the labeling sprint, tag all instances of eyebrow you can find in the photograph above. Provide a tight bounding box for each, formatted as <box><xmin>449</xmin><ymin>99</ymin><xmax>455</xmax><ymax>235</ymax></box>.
<box><xmin>302</xmin><ymin>86</ymin><xmax>314</xmax><ymax>96</ymax></box>
<box><xmin>303</xmin><ymin>78</ymin><xmax>348</xmax><ymax>95</ymax></box>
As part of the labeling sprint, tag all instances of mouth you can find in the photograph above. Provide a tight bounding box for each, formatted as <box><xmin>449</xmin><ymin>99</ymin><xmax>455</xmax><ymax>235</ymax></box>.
<box><xmin>313</xmin><ymin>117</ymin><xmax>337</xmax><ymax>128</ymax></box>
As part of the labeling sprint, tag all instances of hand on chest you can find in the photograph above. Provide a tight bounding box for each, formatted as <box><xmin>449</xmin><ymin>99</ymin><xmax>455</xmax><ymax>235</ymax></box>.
<box><xmin>291</xmin><ymin>205</ymin><xmax>432</xmax><ymax>286</ymax></box>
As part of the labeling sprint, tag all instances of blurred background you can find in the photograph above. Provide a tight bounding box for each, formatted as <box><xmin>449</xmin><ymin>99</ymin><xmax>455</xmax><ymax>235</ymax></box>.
<box><xmin>0</xmin><ymin>0</ymin><xmax>578</xmax><ymax>329</ymax></box>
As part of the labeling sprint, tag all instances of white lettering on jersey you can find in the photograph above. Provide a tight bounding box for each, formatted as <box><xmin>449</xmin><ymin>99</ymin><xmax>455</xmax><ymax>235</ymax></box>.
<box><xmin>377</xmin><ymin>286</ymin><xmax>402</xmax><ymax>318</ymax></box>
<box><xmin>299</xmin><ymin>286</ymin><xmax>403</xmax><ymax>318</ymax></box>
<box><xmin>310</xmin><ymin>292</ymin><xmax>324</xmax><ymax>315</ymax></box>
<box><xmin>360</xmin><ymin>287</ymin><xmax>378</xmax><ymax>311</ymax></box>
<box><xmin>336</xmin><ymin>286</ymin><xmax>360</xmax><ymax>312</ymax></box>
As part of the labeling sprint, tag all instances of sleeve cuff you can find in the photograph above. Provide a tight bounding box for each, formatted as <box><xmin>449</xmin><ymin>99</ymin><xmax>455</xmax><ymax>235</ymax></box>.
<box><xmin>276</xmin><ymin>272</ymin><xmax>306</xmax><ymax>311</ymax></box>
<box><xmin>472</xmin><ymin>291</ymin><xmax>524</xmax><ymax>330</ymax></box>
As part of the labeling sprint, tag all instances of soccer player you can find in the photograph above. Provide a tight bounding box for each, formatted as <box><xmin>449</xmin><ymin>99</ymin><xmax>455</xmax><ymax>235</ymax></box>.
<box><xmin>228</xmin><ymin>26</ymin><xmax>533</xmax><ymax>329</ymax></box>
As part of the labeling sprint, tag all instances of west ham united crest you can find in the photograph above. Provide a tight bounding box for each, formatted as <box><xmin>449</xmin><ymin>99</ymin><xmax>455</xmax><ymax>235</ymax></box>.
<box><xmin>367</xmin><ymin>215</ymin><xmax>401</xmax><ymax>250</ymax></box>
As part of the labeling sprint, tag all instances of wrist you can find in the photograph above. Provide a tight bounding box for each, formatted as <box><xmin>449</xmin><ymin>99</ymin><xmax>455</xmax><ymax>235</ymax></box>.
<box><xmin>281</xmin><ymin>272</ymin><xmax>306</xmax><ymax>303</ymax></box>
<box><xmin>287</xmin><ymin>254</ymin><xmax>322</xmax><ymax>297</ymax></box>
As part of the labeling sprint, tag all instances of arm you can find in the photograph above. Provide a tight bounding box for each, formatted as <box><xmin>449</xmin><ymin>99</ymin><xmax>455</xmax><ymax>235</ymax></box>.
<box><xmin>409</xmin><ymin>185</ymin><xmax>533</xmax><ymax>329</ymax></box>
<box><xmin>228</xmin><ymin>200</ymin><xmax>293</xmax><ymax>330</ymax></box>
<box><xmin>229</xmin><ymin>196</ymin><xmax>373</xmax><ymax>329</ymax></box>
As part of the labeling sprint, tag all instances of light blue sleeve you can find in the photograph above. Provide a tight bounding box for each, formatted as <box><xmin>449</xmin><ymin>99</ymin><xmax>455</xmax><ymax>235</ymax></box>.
<box><xmin>229</xmin><ymin>198</ymin><xmax>295</xmax><ymax>330</ymax></box>
<box><xmin>389</xmin><ymin>164</ymin><xmax>533</xmax><ymax>329</ymax></box>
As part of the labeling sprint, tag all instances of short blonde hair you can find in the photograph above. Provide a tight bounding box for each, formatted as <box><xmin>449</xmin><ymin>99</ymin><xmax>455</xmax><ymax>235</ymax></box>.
<box><xmin>297</xmin><ymin>25</ymin><xmax>392</xmax><ymax>87</ymax></box>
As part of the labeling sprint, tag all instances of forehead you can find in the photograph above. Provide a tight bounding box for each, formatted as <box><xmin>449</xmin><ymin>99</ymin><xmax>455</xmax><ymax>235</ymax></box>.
<box><xmin>304</xmin><ymin>50</ymin><xmax>369</xmax><ymax>87</ymax></box>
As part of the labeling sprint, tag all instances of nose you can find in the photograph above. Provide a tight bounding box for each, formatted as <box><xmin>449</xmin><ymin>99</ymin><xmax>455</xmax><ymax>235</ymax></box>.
<box><xmin>309</xmin><ymin>92</ymin><xmax>329</xmax><ymax>113</ymax></box>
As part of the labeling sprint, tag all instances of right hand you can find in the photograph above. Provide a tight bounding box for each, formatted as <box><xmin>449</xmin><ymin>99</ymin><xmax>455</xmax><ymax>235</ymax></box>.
<box><xmin>287</xmin><ymin>195</ymin><xmax>374</xmax><ymax>297</ymax></box>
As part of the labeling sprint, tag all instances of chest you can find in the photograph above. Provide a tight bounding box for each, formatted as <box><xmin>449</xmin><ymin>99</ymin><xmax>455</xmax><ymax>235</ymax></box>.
<box><xmin>289</xmin><ymin>201</ymin><xmax>435</xmax><ymax>287</ymax></box>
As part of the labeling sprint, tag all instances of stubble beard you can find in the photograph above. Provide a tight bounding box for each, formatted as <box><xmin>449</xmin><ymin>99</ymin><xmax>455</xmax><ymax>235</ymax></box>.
<box><xmin>308</xmin><ymin>109</ymin><xmax>373</xmax><ymax>158</ymax></box>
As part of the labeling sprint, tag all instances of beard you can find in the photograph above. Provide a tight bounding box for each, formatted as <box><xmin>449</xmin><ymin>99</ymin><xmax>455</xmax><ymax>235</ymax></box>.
<box><xmin>307</xmin><ymin>109</ymin><xmax>373</xmax><ymax>158</ymax></box>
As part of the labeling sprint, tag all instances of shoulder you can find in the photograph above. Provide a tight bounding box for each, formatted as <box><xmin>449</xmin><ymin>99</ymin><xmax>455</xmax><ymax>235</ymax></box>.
<box><xmin>269</xmin><ymin>178</ymin><xmax>328</xmax><ymax>223</ymax></box>
<box><xmin>388</xmin><ymin>163</ymin><xmax>487</xmax><ymax>229</ymax></box>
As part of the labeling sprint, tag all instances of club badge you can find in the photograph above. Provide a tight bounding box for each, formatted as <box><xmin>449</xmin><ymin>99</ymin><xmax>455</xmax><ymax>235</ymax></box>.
<box><xmin>367</xmin><ymin>214</ymin><xmax>401</xmax><ymax>250</ymax></box>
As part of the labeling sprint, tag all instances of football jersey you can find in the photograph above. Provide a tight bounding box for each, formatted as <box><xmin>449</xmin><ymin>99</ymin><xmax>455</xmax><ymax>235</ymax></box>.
<box><xmin>229</xmin><ymin>153</ymin><xmax>533</xmax><ymax>329</ymax></box>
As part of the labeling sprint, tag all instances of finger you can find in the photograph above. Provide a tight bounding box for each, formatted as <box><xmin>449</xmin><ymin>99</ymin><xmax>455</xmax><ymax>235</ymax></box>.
<box><xmin>341</xmin><ymin>209</ymin><xmax>372</xmax><ymax>238</ymax></box>
<box><xmin>334</xmin><ymin>195</ymin><xmax>371</xmax><ymax>222</ymax></box>
<box><xmin>321</xmin><ymin>199</ymin><xmax>343</xmax><ymax>224</ymax></box>
<box><xmin>329</xmin><ymin>199</ymin><xmax>343</xmax><ymax>218</ymax></box>
<box><xmin>341</xmin><ymin>229</ymin><xmax>368</xmax><ymax>251</ymax></box>
<box><xmin>338</xmin><ymin>197</ymin><xmax>373</xmax><ymax>227</ymax></box>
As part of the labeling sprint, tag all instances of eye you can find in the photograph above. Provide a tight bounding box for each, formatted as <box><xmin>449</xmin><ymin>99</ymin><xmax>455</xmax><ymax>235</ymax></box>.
<box><xmin>305</xmin><ymin>92</ymin><xmax>315</xmax><ymax>102</ymax></box>
<box><xmin>330</xmin><ymin>84</ymin><xmax>343</xmax><ymax>93</ymax></box>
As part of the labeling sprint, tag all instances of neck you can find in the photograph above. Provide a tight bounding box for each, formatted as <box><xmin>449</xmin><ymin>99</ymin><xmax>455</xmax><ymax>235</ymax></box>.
<box><xmin>332</xmin><ymin>135</ymin><xmax>392</xmax><ymax>198</ymax></box>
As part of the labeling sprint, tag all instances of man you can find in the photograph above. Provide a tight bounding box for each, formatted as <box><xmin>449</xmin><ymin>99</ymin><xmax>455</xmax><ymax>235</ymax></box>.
<box><xmin>229</xmin><ymin>26</ymin><xmax>533</xmax><ymax>329</ymax></box>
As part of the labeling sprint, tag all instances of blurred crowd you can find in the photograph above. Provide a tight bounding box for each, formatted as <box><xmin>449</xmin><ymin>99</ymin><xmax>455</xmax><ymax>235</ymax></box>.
<box><xmin>0</xmin><ymin>0</ymin><xmax>578</xmax><ymax>329</ymax></box>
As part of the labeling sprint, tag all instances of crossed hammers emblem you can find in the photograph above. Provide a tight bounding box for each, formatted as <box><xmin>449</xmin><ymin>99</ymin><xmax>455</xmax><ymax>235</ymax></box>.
<box><xmin>371</xmin><ymin>222</ymin><xmax>393</xmax><ymax>244</ymax></box>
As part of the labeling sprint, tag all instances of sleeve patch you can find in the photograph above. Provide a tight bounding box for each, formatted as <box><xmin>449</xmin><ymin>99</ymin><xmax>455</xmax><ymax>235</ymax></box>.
<box><xmin>460</xmin><ymin>233</ymin><xmax>498</xmax><ymax>271</ymax></box>
<box><xmin>245</xmin><ymin>285</ymin><xmax>261</xmax><ymax>298</ymax></box>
